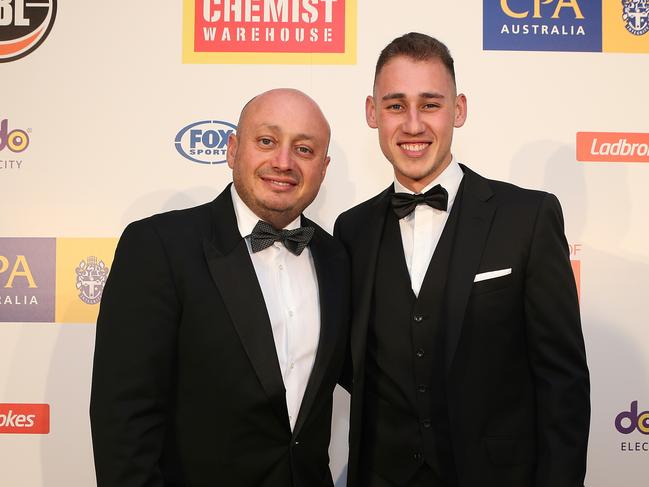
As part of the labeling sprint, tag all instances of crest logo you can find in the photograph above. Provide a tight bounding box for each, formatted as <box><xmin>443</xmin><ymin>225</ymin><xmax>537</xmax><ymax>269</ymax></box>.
<box><xmin>0</xmin><ymin>0</ymin><xmax>57</xmax><ymax>63</ymax></box>
<box><xmin>75</xmin><ymin>256</ymin><xmax>109</xmax><ymax>305</ymax></box>
<box><xmin>622</xmin><ymin>0</ymin><xmax>649</xmax><ymax>35</ymax></box>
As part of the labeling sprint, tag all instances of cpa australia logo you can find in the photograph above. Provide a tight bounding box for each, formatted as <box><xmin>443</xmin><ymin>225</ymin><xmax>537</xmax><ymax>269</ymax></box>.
<box><xmin>75</xmin><ymin>256</ymin><xmax>109</xmax><ymax>305</ymax></box>
<box><xmin>622</xmin><ymin>0</ymin><xmax>649</xmax><ymax>36</ymax></box>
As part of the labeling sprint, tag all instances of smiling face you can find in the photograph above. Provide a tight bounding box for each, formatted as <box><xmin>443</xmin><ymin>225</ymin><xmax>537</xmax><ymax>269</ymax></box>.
<box><xmin>367</xmin><ymin>55</ymin><xmax>467</xmax><ymax>193</ymax></box>
<box><xmin>227</xmin><ymin>89</ymin><xmax>331</xmax><ymax>229</ymax></box>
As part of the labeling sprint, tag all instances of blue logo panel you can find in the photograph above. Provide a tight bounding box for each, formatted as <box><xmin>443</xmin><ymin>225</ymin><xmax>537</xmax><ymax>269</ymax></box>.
<box><xmin>484</xmin><ymin>0</ymin><xmax>602</xmax><ymax>52</ymax></box>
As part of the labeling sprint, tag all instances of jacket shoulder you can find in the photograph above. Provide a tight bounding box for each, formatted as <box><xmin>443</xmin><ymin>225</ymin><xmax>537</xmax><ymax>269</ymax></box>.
<box><xmin>120</xmin><ymin>201</ymin><xmax>214</xmax><ymax>248</ymax></box>
<box><xmin>335</xmin><ymin>187</ymin><xmax>390</xmax><ymax>233</ymax></box>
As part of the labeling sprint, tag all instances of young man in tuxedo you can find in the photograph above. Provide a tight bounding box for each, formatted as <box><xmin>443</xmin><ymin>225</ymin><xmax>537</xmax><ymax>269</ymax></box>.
<box><xmin>90</xmin><ymin>88</ymin><xmax>350</xmax><ymax>487</ymax></box>
<box><xmin>335</xmin><ymin>33</ymin><xmax>590</xmax><ymax>487</ymax></box>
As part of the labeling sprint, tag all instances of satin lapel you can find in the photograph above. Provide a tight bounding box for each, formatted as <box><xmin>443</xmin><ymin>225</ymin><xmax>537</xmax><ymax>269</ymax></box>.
<box><xmin>445</xmin><ymin>166</ymin><xmax>496</xmax><ymax>372</ymax></box>
<box><xmin>202</xmin><ymin>187</ymin><xmax>289</xmax><ymax>428</ymax></box>
<box><xmin>293</xmin><ymin>221</ymin><xmax>342</xmax><ymax>437</ymax></box>
<box><xmin>349</xmin><ymin>187</ymin><xmax>392</xmax><ymax>375</ymax></box>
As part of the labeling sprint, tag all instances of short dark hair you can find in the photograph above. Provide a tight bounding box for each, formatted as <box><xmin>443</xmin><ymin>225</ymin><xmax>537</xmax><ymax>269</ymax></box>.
<box><xmin>374</xmin><ymin>32</ymin><xmax>456</xmax><ymax>86</ymax></box>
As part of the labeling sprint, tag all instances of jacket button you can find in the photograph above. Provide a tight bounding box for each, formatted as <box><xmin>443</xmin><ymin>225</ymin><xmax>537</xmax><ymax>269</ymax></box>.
<box><xmin>413</xmin><ymin>452</ymin><xmax>423</xmax><ymax>463</ymax></box>
<box><xmin>413</xmin><ymin>315</ymin><xmax>423</xmax><ymax>323</ymax></box>
<box><xmin>422</xmin><ymin>419</ymin><xmax>431</xmax><ymax>428</ymax></box>
<box><xmin>294</xmin><ymin>440</ymin><xmax>300</xmax><ymax>446</ymax></box>
<box><xmin>417</xmin><ymin>384</ymin><xmax>427</xmax><ymax>393</ymax></box>
<box><xmin>416</xmin><ymin>349</ymin><xmax>425</xmax><ymax>358</ymax></box>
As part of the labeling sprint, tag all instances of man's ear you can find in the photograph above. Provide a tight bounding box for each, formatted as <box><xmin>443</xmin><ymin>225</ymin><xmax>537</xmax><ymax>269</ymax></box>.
<box><xmin>366</xmin><ymin>95</ymin><xmax>378</xmax><ymax>129</ymax></box>
<box><xmin>226</xmin><ymin>133</ymin><xmax>238</xmax><ymax>169</ymax></box>
<box><xmin>454</xmin><ymin>93</ymin><xmax>467</xmax><ymax>128</ymax></box>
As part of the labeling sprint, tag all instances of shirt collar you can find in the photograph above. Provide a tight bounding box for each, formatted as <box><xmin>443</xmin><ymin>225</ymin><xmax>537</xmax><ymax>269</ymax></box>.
<box><xmin>393</xmin><ymin>156</ymin><xmax>464</xmax><ymax>207</ymax></box>
<box><xmin>230</xmin><ymin>184</ymin><xmax>301</xmax><ymax>239</ymax></box>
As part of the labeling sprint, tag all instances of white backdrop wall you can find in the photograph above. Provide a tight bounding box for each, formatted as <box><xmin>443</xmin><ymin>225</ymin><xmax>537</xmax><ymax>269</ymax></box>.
<box><xmin>2</xmin><ymin>1</ymin><xmax>649</xmax><ymax>486</ymax></box>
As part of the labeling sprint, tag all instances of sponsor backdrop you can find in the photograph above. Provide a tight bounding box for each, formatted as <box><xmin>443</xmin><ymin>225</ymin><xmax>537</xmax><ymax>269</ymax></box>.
<box><xmin>1</xmin><ymin>1</ymin><xmax>648</xmax><ymax>485</ymax></box>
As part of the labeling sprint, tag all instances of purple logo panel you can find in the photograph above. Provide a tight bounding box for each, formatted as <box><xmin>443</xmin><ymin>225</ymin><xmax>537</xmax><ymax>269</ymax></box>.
<box><xmin>0</xmin><ymin>238</ymin><xmax>55</xmax><ymax>322</ymax></box>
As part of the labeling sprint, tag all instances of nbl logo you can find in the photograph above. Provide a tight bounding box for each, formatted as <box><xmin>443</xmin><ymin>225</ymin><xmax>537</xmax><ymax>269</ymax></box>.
<box><xmin>0</xmin><ymin>0</ymin><xmax>57</xmax><ymax>62</ymax></box>
<box><xmin>622</xmin><ymin>0</ymin><xmax>649</xmax><ymax>36</ymax></box>
<box><xmin>0</xmin><ymin>118</ymin><xmax>29</xmax><ymax>152</ymax></box>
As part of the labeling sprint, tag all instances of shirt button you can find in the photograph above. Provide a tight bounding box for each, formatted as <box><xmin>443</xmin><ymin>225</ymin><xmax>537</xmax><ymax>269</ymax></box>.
<box><xmin>278</xmin><ymin>264</ymin><xmax>284</xmax><ymax>270</ymax></box>
<box><xmin>416</xmin><ymin>349</ymin><xmax>425</xmax><ymax>358</ymax></box>
<box><xmin>290</xmin><ymin>362</ymin><xmax>295</xmax><ymax>370</ymax></box>
<box><xmin>417</xmin><ymin>384</ymin><xmax>427</xmax><ymax>393</ymax></box>
<box><xmin>288</xmin><ymin>310</ymin><xmax>294</xmax><ymax>317</ymax></box>
<box><xmin>413</xmin><ymin>315</ymin><xmax>423</xmax><ymax>323</ymax></box>
<box><xmin>422</xmin><ymin>419</ymin><xmax>431</xmax><ymax>428</ymax></box>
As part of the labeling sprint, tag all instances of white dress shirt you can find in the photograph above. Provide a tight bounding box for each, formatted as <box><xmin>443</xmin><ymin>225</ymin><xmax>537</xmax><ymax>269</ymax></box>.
<box><xmin>394</xmin><ymin>158</ymin><xmax>464</xmax><ymax>297</ymax></box>
<box><xmin>230</xmin><ymin>185</ymin><xmax>320</xmax><ymax>431</ymax></box>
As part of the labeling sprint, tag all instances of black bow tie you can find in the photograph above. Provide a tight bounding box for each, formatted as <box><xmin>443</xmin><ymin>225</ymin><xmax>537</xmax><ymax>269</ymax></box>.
<box><xmin>390</xmin><ymin>184</ymin><xmax>449</xmax><ymax>219</ymax></box>
<box><xmin>249</xmin><ymin>220</ymin><xmax>314</xmax><ymax>256</ymax></box>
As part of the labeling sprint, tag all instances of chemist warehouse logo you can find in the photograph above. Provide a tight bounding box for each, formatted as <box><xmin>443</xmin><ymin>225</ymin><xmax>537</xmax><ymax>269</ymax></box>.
<box><xmin>484</xmin><ymin>0</ymin><xmax>649</xmax><ymax>53</ymax></box>
<box><xmin>182</xmin><ymin>0</ymin><xmax>357</xmax><ymax>64</ymax></box>
<box><xmin>0</xmin><ymin>0</ymin><xmax>57</xmax><ymax>63</ymax></box>
<box><xmin>0</xmin><ymin>404</ymin><xmax>50</xmax><ymax>434</ymax></box>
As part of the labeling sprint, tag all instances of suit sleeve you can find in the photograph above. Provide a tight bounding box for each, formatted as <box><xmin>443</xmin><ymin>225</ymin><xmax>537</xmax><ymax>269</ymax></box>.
<box><xmin>524</xmin><ymin>194</ymin><xmax>590</xmax><ymax>487</ymax></box>
<box><xmin>333</xmin><ymin>215</ymin><xmax>353</xmax><ymax>394</ymax></box>
<box><xmin>90</xmin><ymin>219</ymin><xmax>180</xmax><ymax>487</ymax></box>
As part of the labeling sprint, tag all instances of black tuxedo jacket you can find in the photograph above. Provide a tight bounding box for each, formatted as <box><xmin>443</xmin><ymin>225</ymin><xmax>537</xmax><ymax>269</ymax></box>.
<box><xmin>334</xmin><ymin>165</ymin><xmax>590</xmax><ymax>487</ymax></box>
<box><xmin>90</xmin><ymin>185</ymin><xmax>350</xmax><ymax>487</ymax></box>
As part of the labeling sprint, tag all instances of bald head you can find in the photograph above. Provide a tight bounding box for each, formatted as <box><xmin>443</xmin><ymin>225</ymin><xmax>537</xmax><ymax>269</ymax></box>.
<box><xmin>226</xmin><ymin>88</ymin><xmax>332</xmax><ymax>229</ymax></box>
<box><xmin>237</xmin><ymin>88</ymin><xmax>331</xmax><ymax>149</ymax></box>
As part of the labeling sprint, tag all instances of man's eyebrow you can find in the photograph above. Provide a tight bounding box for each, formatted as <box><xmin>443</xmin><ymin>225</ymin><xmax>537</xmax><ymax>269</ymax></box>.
<box><xmin>258</xmin><ymin>124</ymin><xmax>318</xmax><ymax>141</ymax></box>
<box><xmin>381</xmin><ymin>92</ymin><xmax>445</xmax><ymax>101</ymax></box>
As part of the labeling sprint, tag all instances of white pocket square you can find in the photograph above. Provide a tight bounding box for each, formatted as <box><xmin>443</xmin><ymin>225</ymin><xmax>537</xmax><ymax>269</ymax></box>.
<box><xmin>474</xmin><ymin>268</ymin><xmax>512</xmax><ymax>283</ymax></box>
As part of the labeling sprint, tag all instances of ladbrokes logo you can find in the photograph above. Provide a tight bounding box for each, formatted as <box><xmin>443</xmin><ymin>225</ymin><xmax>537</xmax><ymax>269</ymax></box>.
<box><xmin>485</xmin><ymin>0</ymin><xmax>649</xmax><ymax>52</ymax></box>
<box><xmin>175</xmin><ymin>120</ymin><xmax>237</xmax><ymax>164</ymax></box>
<box><xmin>0</xmin><ymin>403</ymin><xmax>50</xmax><ymax>434</ymax></box>
<box><xmin>183</xmin><ymin>0</ymin><xmax>357</xmax><ymax>64</ymax></box>
<box><xmin>576</xmin><ymin>132</ymin><xmax>649</xmax><ymax>163</ymax></box>
<box><xmin>0</xmin><ymin>0</ymin><xmax>57</xmax><ymax>63</ymax></box>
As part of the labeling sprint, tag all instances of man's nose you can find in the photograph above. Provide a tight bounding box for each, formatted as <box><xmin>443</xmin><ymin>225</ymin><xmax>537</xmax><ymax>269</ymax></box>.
<box><xmin>271</xmin><ymin>144</ymin><xmax>294</xmax><ymax>171</ymax></box>
<box><xmin>403</xmin><ymin>108</ymin><xmax>425</xmax><ymax>135</ymax></box>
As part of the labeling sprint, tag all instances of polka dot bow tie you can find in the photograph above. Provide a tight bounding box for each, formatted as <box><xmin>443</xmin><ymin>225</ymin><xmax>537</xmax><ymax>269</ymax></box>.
<box><xmin>249</xmin><ymin>220</ymin><xmax>314</xmax><ymax>256</ymax></box>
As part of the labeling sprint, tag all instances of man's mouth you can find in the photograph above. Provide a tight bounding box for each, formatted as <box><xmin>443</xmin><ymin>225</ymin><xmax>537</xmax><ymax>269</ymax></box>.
<box><xmin>399</xmin><ymin>142</ymin><xmax>430</xmax><ymax>154</ymax></box>
<box><xmin>261</xmin><ymin>176</ymin><xmax>298</xmax><ymax>188</ymax></box>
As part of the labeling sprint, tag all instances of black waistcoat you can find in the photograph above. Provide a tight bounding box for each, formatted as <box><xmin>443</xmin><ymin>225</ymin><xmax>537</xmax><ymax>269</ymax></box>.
<box><xmin>361</xmin><ymin>186</ymin><xmax>463</xmax><ymax>486</ymax></box>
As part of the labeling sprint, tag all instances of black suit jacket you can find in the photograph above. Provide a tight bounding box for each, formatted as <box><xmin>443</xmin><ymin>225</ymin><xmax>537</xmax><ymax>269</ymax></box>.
<box><xmin>90</xmin><ymin>185</ymin><xmax>350</xmax><ymax>487</ymax></box>
<box><xmin>334</xmin><ymin>165</ymin><xmax>590</xmax><ymax>487</ymax></box>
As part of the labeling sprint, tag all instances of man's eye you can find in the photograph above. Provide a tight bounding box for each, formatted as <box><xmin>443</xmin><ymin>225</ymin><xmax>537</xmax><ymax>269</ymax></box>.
<box><xmin>423</xmin><ymin>103</ymin><xmax>440</xmax><ymax>109</ymax></box>
<box><xmin>387</xmin><ymin>104</ymin><xmax>403</xmax><ymax>110</ymax></box>
<box><xmin>296</xmin><ymin>146</ymin><xmax>313</xmax><ymax>154</ymax></box>
<box><xmin>259</xmin><ymin>138</ymin><xmax>273</xmax><ymax>146</ymax></box>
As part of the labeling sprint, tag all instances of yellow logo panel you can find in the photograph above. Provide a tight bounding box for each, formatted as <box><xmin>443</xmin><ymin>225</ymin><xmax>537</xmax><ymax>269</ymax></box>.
<box><xmin>603</xmin><ymin>1</ymin><xmax>649</xmax><ymax>52</ymax></box>
<box><xmin>55</xmin><ymin>238</ymin><xmax>118</xmax><ymax>324</ymax></box>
